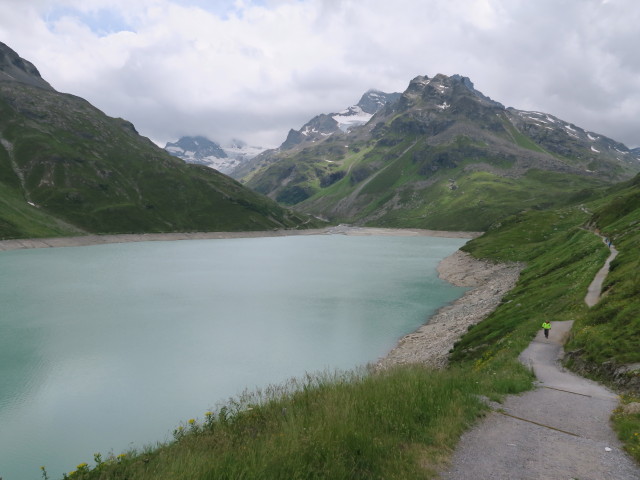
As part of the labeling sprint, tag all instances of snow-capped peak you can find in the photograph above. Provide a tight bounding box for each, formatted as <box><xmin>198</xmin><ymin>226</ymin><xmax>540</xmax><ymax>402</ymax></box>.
<box><xmin>165</xmin><ymin>135</ymin><xmax>265</xmax><ymax>175</ymax></box>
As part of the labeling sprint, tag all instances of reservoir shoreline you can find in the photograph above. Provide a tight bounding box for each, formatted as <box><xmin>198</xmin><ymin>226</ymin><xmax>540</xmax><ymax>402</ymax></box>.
<box><xmin>377</xmin><ymin>250</ymin><xmax>524</xmax><ymax>370</ymax></box>
<box><xmin>0</xmin><ymin>227</ymin><xmax>520</xmax><ymax>369</ymax></box>
<box><xmin>0</xmin><ymin>226</ymin><xmax>479</xmax><ymax>251</ymax></box>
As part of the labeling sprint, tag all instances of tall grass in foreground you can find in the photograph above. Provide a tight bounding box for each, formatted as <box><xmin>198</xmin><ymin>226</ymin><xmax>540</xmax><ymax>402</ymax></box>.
<box><xmin>612</xmin><ymin>395</ymin><xmax>640</xmax><ymax>463</ymax></box>
<box><xmin>61</xmin><ymin>365</ymin><xmax>532</xmax><ymax>480</ymax></box>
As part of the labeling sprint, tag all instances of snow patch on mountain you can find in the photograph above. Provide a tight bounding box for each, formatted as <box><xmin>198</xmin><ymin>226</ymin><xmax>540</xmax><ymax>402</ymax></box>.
<box><xmin>332</xmin><ymin>106</ymin><xmax>373</xmax><ymax>132</ymax></box>
<box><xmin>165</xmin><ymin>136</ymin><xmax>264</xmax><ymax>175</ymax></box>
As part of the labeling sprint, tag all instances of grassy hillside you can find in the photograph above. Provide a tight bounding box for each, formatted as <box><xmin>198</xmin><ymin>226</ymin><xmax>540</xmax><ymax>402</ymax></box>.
<box><xmin>53</xmin><ymin>174</ymin><xmax>640</xmax><ymax>479</ymax></box>
<box><xmin>51</xmin><ymin>367</ymin><xmax>534</xmax><ymax>480</ymax></box>
<box><xmin>565</xmin><ymin>176</ymin><xmax>640</xmax><ymax>380</ymax></box>
<box><xmin>0</xmin><ymin>179</ymin><xmax>85</xmax><ymax>238</ymax></box>
<box><xmin>453</xmin><ymin>176</ymin><xmax>640</xmax><ymax>388</ymax></box>
<box><xmin>248</xmin><ymin>133</ymin><xmax>609</xmax><ymax>231</ymax></box>
<box><xmin>450</xmin><ymin>208</ymin><xmax>607</xmax><ymax>363</ymax></box>
<box><xmin>0</xmin><ymin>83</ymin><xmax>315</xmax><ymax>238</ymax></box>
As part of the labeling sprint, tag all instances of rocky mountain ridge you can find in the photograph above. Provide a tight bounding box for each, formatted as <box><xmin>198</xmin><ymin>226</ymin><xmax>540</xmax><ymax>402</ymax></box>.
<box><xmin>241</xmin><ymin>73</ymin><xmax>639</xmax><ymax>230</ymax></box>
<box><xmin>280</xmin><ymin>90</ymin><xmax>401</xmax><ymax>150</ymax></box>
<box><xmin>230</xmin><ymin>90</ymin><xmax>400</xmax><ymax>181</ymax></box>
<box><xmin>0</xmin><ymin>42</ymin><xmax>53</xmax><ymax>90</ymax></box>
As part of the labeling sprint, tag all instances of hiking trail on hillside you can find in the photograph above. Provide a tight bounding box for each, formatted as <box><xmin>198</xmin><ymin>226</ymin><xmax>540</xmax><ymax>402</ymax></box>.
<box><xmin>585</xmin><ymin>236</ymin><xmax>618</xmax><ymax>307</ymax></box>
<box><xmin>441</xmin><ymin>238</ymin><xmax>639</xmax><ymax>479</ymax></box>
<box><xmin>441</xmin><ymin>321</ymin><xmax>639</xmax><ymax>479</ymax></box>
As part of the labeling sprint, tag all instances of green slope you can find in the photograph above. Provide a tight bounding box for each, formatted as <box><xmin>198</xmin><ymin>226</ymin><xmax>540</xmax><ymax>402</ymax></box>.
<box><xmin>0</xmin><ymin>83</ymin><xmax>314</xmax><ymax>238</ymax></box>
<box><xmin>260</xmin><ymin>133</ymin><xmax>610</xmax><ymax>231</ymax></box>
<box><xmin>0</xmin><ymin>180</ymin><xmax>85</xmax><ymax>238</ymax></box>
<box><xmin>565</xmin><ymin>176</ymin><xmax>640</xmax><ymax>372</ymax></box>
<box><xmin>452</xmin><ymin>174</ymin><xmax>640</xmax><ymax>390</ymax></box>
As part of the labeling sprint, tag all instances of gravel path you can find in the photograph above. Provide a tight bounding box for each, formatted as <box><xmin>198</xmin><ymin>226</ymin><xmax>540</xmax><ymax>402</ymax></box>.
<box><xmin>441</xmin><ymin>321</ymin><xmax>639</xmax><ymax>479</ymax></box>
<box><xmin>440</xmin><ymin>237</ymin><xmax>639</xmax><ymax>480</ymax></box>
<box><xmin>585</xmin><ymin>237</ymin><xmax>618</xmax><ymax>307</ymax></box>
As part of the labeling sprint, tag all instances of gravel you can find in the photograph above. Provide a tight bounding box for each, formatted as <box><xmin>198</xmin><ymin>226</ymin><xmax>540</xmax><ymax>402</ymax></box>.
<box><xmin>440</xmin><ymin>321</ymin><xmax>640</xmax><ymax>479</ymax></box>
<box><xmin>376</xmin><ymin>250</ymin><xmax>524</xmax><ymax>370</ymax></box>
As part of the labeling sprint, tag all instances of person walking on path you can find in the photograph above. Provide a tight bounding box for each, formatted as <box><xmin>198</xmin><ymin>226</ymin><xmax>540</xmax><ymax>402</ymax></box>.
<box><xmin>541</xmin><ymin>320</ymin><xmax>551</xmax><ymax>339</ymax></box>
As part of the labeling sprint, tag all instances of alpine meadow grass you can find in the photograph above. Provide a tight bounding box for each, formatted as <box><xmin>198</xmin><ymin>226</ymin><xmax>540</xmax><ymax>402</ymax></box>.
<box><xmin>59</xmin><ymin>365</ymin><xmax>532</xmax><ymax>480</ymax></box>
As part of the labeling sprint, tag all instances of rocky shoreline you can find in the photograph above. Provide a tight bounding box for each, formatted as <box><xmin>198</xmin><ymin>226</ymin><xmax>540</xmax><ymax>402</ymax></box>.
<box><xmin>377</xmin><ymin>250</ymin><xmax>524</xmax><ymax>370</ymax></box>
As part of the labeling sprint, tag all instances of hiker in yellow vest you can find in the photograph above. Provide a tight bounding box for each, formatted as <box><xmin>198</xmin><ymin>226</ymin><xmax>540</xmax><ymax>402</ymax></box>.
<box><xmin>542</xmin><ymin>321</ymin><xmax>551</xmax><ymax>339</ymax></box>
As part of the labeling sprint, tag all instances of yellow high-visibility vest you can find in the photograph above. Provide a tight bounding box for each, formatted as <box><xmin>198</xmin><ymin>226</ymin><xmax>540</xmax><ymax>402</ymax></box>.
<box><xmin>542</xmin><ymin>322</ymin><xmax>551</xmax><ymax>329</ymax></box>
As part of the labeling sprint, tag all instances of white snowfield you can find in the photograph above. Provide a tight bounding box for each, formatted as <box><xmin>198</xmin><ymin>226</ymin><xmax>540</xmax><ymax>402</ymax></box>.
<box><xmin>332</xmin><ymin>106</ymin><xmax>373</xmax><ymax>132</ymax></box>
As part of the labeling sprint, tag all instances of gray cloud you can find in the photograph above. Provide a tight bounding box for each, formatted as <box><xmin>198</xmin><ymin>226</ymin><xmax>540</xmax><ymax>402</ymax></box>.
<box><xmin>1</xmin><ymin>0</ymin><xmax>638</xmax><ymax>148</ymax></box>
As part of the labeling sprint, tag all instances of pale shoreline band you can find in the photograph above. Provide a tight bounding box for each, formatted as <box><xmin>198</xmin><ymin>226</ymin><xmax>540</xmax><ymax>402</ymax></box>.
<box><xmin>0</xmin><ymin>226</ymin><xmax>481</xmax><ymax>251</ymax></box>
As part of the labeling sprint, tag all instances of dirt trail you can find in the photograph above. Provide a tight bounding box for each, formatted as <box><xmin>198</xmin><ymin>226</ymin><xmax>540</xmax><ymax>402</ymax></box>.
<box><xmin>585</xmin><ymin>237</ymin><xmax>618</xmax><ymax>307</ymax></box>
<box><xmin>441</xmin><ymin>321</ymin><xmax>639</xmax><ymax>479</ymax></box>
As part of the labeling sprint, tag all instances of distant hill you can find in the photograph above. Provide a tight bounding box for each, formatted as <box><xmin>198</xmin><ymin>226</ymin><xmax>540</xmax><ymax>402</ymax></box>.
<box><xmin>0</xmin><ymin>42</ymin><xmax>314</xmax><ymax>239</ymax></box>
<box><xmin>240</xmin><ymin>74</ymin><xmax>640</xmax><ymax>231</ymax></box>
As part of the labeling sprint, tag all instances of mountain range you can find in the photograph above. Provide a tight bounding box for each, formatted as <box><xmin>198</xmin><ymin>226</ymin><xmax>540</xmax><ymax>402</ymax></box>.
<box><xmin>229</xmin><ymin>90</ymin><xmax>401</xmax><ymax>181</ymax></box>
<box><xmin>164</xmin><ymin>136</ymin><xmax>265</xmax><ymax>175</ymax></box>
<box><xmin>280</xmin><ymin>90</ymin><xmax>402</xmax><ymax>149</ymax></box>
<box><xmin>0</xmin><ymin>42</ymin><xmax>313</xmax><ymax>239</ymax></box>
<box><xmin>164</xmin><ymin>91</ymin><xmax>401</xmax><ymax>177</ymax></box>
<box><xmin>237</xmin><ymin>74</ymin><xmax>639</xmax><ymax>231</ymax></box>
<box><xmin>2</xmin><ymin>39</ymin><xmax>639</xmax><ymax>239</ymax></box>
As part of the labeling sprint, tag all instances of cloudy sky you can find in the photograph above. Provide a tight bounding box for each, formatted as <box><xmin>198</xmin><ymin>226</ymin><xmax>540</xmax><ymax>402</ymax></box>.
<box><xmin>1</xmin><ymin>0</ymin><xmax>639</xmax><ymax>148</ymax></box>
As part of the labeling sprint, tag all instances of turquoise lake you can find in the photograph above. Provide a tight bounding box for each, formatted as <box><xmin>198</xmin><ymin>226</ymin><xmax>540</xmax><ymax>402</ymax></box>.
<box><xmin>0</xmin><ymin>234</ymin><xmax>468</xmax><ymax>479</ymax></box>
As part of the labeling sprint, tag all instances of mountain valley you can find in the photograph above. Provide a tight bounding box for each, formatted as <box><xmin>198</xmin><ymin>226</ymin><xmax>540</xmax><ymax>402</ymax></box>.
<box><xmin>164</xmin><ymin>136</ymin><xmax>265</xmax><ymax>175</ymax></box>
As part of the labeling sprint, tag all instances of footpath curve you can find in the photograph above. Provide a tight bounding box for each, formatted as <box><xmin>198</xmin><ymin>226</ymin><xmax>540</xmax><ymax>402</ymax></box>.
<box><xmin>585</xmin><ymin>237</ymin><xmax>618</xmax><ymax>307</ymax></box>
<box><xmin>441</xmin><ymin>239</ymin><xmax>639</xmax><ymax>479</ymax></box>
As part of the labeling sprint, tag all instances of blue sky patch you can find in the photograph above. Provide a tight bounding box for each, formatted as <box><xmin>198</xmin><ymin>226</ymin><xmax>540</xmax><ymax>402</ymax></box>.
<box><xmin>45</xmin><ymin>6</ymin><xmax>133</xmax><ymax>36</ymax></box>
